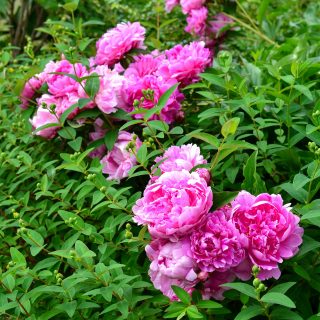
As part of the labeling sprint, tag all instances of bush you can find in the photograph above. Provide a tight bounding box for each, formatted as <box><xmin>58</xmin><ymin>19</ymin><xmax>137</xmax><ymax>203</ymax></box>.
<box><xmin>0</xmin><ymin>0</ymin><xmax>320</xmax><ymax>319</ymax></box>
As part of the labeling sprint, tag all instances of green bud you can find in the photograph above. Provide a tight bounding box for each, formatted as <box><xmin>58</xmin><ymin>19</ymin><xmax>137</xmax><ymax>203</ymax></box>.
<box><xmin>100</xmin><ymin>186</ymin><xmax>107</xmax><ymax>193</ymax></box>
<box><xmin>125</xmin><ymin>230</ymin><xmax>133</xmax><ymax>239</ymax></box>
<box><xmin>252</xmin><ymin>265</ymin><xmax>260</xmax><ymax>274</ymax></box>
<box><xmin>257</xmin><ymin>283</ymin><xmax>266</xmax><ymax>292</ymax></box>
<box><xmin>13</xmin><ymin>212</ymin><xmax>20</xmax><ymax>219</ymax></box>
<box><xmin>126</xmin><ymin>223</ymin><xmax>131</xmax><ymax>230</ymax></box>
<box><xmin>253</xmin><ymin>278</ymin><xmax>261</xmax><ymax>288</ymax></box>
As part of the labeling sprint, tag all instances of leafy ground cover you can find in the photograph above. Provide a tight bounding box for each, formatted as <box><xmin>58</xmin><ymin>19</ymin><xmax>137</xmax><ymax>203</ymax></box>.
<box><xmin>0</xmin><ymin>0</ymin><xmax>320</xmax><ymax>319</ymax></box>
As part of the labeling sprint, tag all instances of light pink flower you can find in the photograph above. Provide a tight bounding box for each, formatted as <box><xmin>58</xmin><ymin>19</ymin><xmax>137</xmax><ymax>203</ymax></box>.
<box><xmin>202</xmin><ymin>271</ymin><xmax>236</xmax><ymax>300</ymax></box>
<box><xmin>185</xmin><ymin>7</ymin><xmax>208</xmax><ymax>36</ymax></box>
<box><xmin>180</xmin><ymin>0</ymin><xmax>206</xmax><ymax>14</ymax></box>
<box><xmin>154</xmin><ymin>144</ymin><xmax>207</xmax><ymax>174</ymax></box>
<box><xmin>88</xmin><ymin>118</ymin><xmax>107</xmax><ymax>159</ymax></box>
<box><xmin>100</xmin><ymin>131</ymin><xmax>142</xmax><ymax>180</ymax></box>
<box><xmin>158</xmin><ymin>41</ymin><xmax>212</xmax><ymax>86</ymax></box>
<box><xmin>231</xmin><ymin>191</ymin><xmax>304</xmax><ymax>280</ymax></box>
<box><xmin>95</xmin><ymin>22</ymin><xmax>146</xmax><ymax>66</ymax></box>
<box><xmin>30</xmin><ymin>107</ymin><xmax>60</xmax><ymax>139</ymax></box>
<box><xmin>190</xmin><ymin>207</ymin><xmax>247</xmax><ymax>272</ymax></box>
<box><xmin>121</xmin><ymin>75</ymin><xmax>184</xmax><ymax>124</ymax></box>
<box><xmin>133</xmin><ymin>170</ymin><xmax>213</xmax><ymax>240</ymax></box>
<box><xmin>91</xmin><ymin>65</ymin><xmax>124</xmax><ymax>114</ymax></box>
<box><xmin>146</xmin><ymin>238</ymin><xmax>199</xmax><ymax>300</ymax></box>
<box><xmin>194</xmin><ymin>168</ymin><xmax>211</xmax><ymax>185</ymax></box>
<box><xmin>20</xmin><ymin>73</ymin><xmax>46</xmax><ymax>109</ymax></box>
<box><xmin>44</xmin><ymin>60</ymin><xmax>87</xmax><ymax>97</ymax></box>
<box><xmin>165</xmin><ymin>0</ymin><xmax>179</xmax><ymax>12</ymax></box>
<box><xmin>209</xmin><ymin>13</ymin><xmax>234</xmax><ymax>38</ymax></box>
<box><xmin>124</xmin><ymin>53</ymin><xmax>165</xmax><ymax>79</ymax></box>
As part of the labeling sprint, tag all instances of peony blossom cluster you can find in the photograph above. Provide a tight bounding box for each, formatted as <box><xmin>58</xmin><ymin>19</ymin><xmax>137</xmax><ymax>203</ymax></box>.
<box><xmin>133</xmin><ymin>144</ymin><xmax>303</xmax><ymax>300</ymax></box>
<box><xmin>21</xmin><ymin>21</ymin><xmax>212</xmax><ymax>138</ymax></box>
<box><xmin>164</xmin><ymin>0</ymin><xmax>234</xmax><ymax>43</ymax></box>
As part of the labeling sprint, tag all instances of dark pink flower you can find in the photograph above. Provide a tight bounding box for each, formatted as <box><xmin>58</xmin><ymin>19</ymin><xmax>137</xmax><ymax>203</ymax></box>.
<box><xmin>158</xmin><ymin>41</ymin><xmax>211</xmax><ymax>86</ymax></box>
<box><xmin>180</xmin><ymin>0</ymin><xmax>206</xmax><ymax>14</ymax></box>
<box><xmin>165</xmin><ymin>0</ymin><xmax>179</xmax><ymax>12</ymax></box>
<box><xmin>20</xmin><ymin>73</ymin><xmax>46</xmax><ymax>109</ymax></box>
<box><xmin>185</xmin><ymin>7</ymin><xmax>208</xmax><ymax>36</ymax></box>
<box><xmin>121</xmin><ymin>75</ymin><xmax>184</xmax><ymax>124</ymax></box>
<box><xmin>231</xmin><ymin>191</ymin><xmax>304</xmax><ymax>280</ymax></box>
<box><xmin>95</xmin><ymin>22</ymin><xmax>146</xmax><ymax>66</ymax></box>
<box><xmin>190</xmin><ymin>207</ymin><xmax>247</xmax><ymax>272</ymax></box>
<box><xmin>88</xmin><ymin>118</ymin><xmax>107</xmax><ymax>159</ymax></box>
<box><xmin>209</xmin><ymin>13</ymin><xmax>234</xmax><ymax>38</ymax></box>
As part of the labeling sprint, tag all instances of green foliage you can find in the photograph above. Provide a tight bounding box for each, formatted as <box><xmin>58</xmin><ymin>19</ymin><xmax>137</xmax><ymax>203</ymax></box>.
<box><xmin>1</xmin><ymin>0</ymin><xmax>320</xmax><ymax>319</ymax></box>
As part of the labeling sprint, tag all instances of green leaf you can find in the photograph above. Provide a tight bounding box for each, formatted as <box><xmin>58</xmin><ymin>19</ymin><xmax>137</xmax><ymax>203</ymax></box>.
<box><xmin>55</xmin><ymin>301</ymin><xmax>77</xmax><ymax>318</ymax></box>
<box><xmin>2</xmin><ymin>274</ymin><xmax>15</xmax><ymax>291</ymax></box>
<box><xmin>197</xmin><ymin>300</ymin><xmax>223</xmax><ymax>309</ymax></box>
<box><xmin>293</xmin><ymin>173</ymin><xmax>310</xmax><ymax>190</ymax></box>
<box><xmin>33</xmin><ymin>122</ymin><xmax>60</xmax><ymax>134</ymax></box>
<box><xmin>104</xmin><ymin>129</ymin><xmax>119</xmax><ymax>151</ymax></box>
<box><xmin>221</xmin><ymin>117</ymin><xmax>240</xmax><ymax>138</ymax></box>
<box><xmin>301</xmin><ymin>210</ymin><xmax>320</xmax><ymax>221</ymax></box>
<box><xmin>119</xmin><ymin>119</ymin><xmax>144</xmax><ymax>131</ymax></box>
<box><xmin>260</xmin><ymin>292</ymin><xmax>296</xmax><ymax>308</ymax></box>
<box><xmin>257</xmin><ymin>0</ymin><xmax>271</xmax><ymax>24</ymax></box>
<box><xmin>172</xmin><ymin>285</ymin><xmax>191</xmax><ymax>304</ymax></box>
<box><xmin>242</xmin><ymin>151</ymin><xmax>257</xmax><ymax>192</ymax></box>
<box><xmin>235</xmin><ymin>305</ymin><xmax>264</xmax><ymax>320</ymax></box>
<box><xmin>212</xmin><ymin>191</ymin><xmax>239</xmax><ymax>210</ymax></box>
<box><xmin>75</xmin><ymin>240</ymin><xmax>96</xmax><ymax>258</ymax></box>
<box><xmin>200</xmin><ymin>73</ymin><xmax>226</xmax><ymax>88</ymax></box>
<box><xmin>136</xmin><ymin>144</ymin><xmax>148</xmax><ymax>165</ymax></box>
<box><xmin>144</xmin><ymin>83</ymin><xmax>179</xmax><ymax>120</ymax></box>
<box><xmin>58</xmin><ymin>127</ymin><xmax>76</xmax><ymax>140</ymax></box>
<box><xmin>170</xmin><ymin>126</ymin><xmax>184</xmax><ymax>134</ymax></box>
<box><xmin>68</xmin><ymin>137</ymin><xmax>82</xmax><ymax>151</ymax></box>
<box><xmin>269</xmin><ymin>282</ymin><xmax>296</xmax><ymax>294</ymax></box>
<box><xmin>60</xmin><ymin>103</ymin><xmax>79</xmax><ymax>125</ymax></box>
<box><xmin>221</xmin><ymin>283</ymin><xmax>257</xmax><ymax>299</ymax></box>
<box><xmin>186</xmin><ymin>305</ymin><xmax>203</xmax><ymax>319</ymax></box>
<box><xmin>10</xmin><ymin>247</ymin><xmax>26</xmax><ymax>266</ymax></box>
<box><xmin>294</xmin><ymin>85</ymin><xmax>313</xmax><ymax>101</ymax></box>
<box><xmin>187</xmin><ymin>132</ymin><xmax>220</xmax><ymax>148</ymax></box>
<box><xmin>63</xmin><ymin>0</ymin><xmax>79</xmax><ymax>12</ymax></box>
<box><xmin>85</xmin><ymin>73</ymin><xmax>100</xmax><ymax>100</ymax></box>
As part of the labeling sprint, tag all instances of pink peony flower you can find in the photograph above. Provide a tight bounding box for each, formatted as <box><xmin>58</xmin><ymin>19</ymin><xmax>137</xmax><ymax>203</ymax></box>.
<box><xmin>180</xmin><ymin>0</ymin><xmax>206</xmax><ymax>14</ymax></box>
<box><xmin>91</xmin><ymin>65</ymin><xmax>124</xmax><ymax>114</ymax></box>
<box><xmin>133</xmin><ymin>170</ymin><xmax>213</xmax><ymax>240</ymax></box>
<box><xmin>195</xmin><ymin>168</ymin><xmax>211</xmax><ymax>185</ymax></box>
<box><xmin>146</xmin><ymin>238</ymin><xmax>199</xmax><ymax>300</ymax></box>
<box><xmin>209</xmin><ymin>13</ymin><xmax>234</xmax><ymax>38</ymax></box>
<box><xmin>100</xmin><ymin>131</ymin><xmax>142</xmax><ymax>180</ymax></box>
<box><xmin>165</xmin><ymin>0</ymin><xmax>179</xmax><ymax>12</ymax></box>
<box><xmin>231</xmin><ymin>191</ymin><xmax>304</xmax><ymax>280</ymax></box>
<box><xmin>44</xmin><ymin>60</ymin><xmax>87</xmax><ymax>97</ymax></box>
<box><xmin>202</xmin><ymin>271</ymin><xmax>236</xmax><ymax>300</ymax></box>
<box><xmin>121</xmin><ymin>75</ymin><xmax>184</xmax><ymax>124</ymax></box>
<box><xmin>95</xmin><ymin>22</ymin><xmax>146</xmax><ymax>66</ymax></box>
<box><xmin>30</xmin><ymin>107</ymin><xmax>60</xmax><ymax>139</ymax></box>
<box><xmin>20</xmin><ymin>73</ymin><xmax>46</xmax><ymax>109</ymax></box>
<box><xmin>88</xmin><ymin>118</ymin><xmax>107</xmax><ymax>159</ymax></box>
<box><xmin>124</xmin><ymin>53</ymin><xmax>165</xmax><ymax>79</ymax></box>
<box><xmin>185</xmin><ymin>7</ymin><xmax>208</xmax><ymax>36</ymax></box>
<box><xmin>158</xmin><ymin>41</ymin><xmax>212</xmax><ymax>86</ymax></box>
<box><xmin>154</xmin><ymin>144</ymin><xmax>207</xmax><ymax>174</ymax></box>
<box><xmin>190</xmin><ymin>207</ymin><xmax>247</xmax><ymax>272</ymax></box>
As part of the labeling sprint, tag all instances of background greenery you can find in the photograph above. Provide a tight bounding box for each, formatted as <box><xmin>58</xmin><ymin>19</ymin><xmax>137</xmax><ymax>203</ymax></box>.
<box><xmin>1</xmin><ymin>0</ymin><xmax>320</xmax><ymax>319</ymax></box>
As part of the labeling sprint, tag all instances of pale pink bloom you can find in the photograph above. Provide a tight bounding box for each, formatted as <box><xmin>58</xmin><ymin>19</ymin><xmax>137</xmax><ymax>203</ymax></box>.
<box><xmin>124</xmin><ymin>53</ymin><xmax>165</xmax><ymax>79</ymax></box>
<box><xmin>158</xmin><ymin>41</ymin><xmax>211</xmax><ymax>86</ymax></box>
<box><xmin>91</xmin><ymin>65</ymin><xmax>124</xmax><ymax>114</ymax></box>
<box><xmin>180</xmin><ymin>0</ymin><xmax>206</xmax><ymax>14</ymax></box>
<box><xmin>88</xmin><ymin>118</ymin><xmax>107</xmax><ymax>159</ymax></box>
<box><xmin>165</xmin><ymin>0</ymin><xmax>179</xmax><ymax>12</ymax></box>
<box><xmin>30</xmin><ymin>107</ymin><xmax>60</xmax><ymax>139</ymax></box>
<box><xmin>185</xmin><ymin>7</ymin><xmax>208</xmax><ymax>36</ymax></box>
<box><xmin>133</xmin><ymin>170</ymin><xmax>213</xmax><ymax>240</ymax></box>
<box><xmin>154</xmin><ymin>144</ymin><xmax>207</xmax><ymax>174</ymax></box>
<box><xmin>44</xmin><ymin>60</ymin><xmax>88</xmax><ymax>97</ymax></box>
<box><xmin>146</xmin><ymin>238</ymin><xmax>199</xmax><ymax>300</ymax></box>
<box><xmin>95</xmin><ymin>22</ymin><xmax>146</xmax><ymax>66</ymax></box>
<box><xmin>100</xmin><ymin>131</ymin><xmax>142</xmax><ymax>180</ymax></box>
<box><xmin>190</xmin><ymin>207</ymin><xmax>247</xmax><ymax>272</ymax></box>
<box><xmin>202</xmin><ymin>271</ymin><xmax>236</xmax><ymax>300</ymax></box>
<box><xmin>20</xmin><ymin>71</ymin><xmax>48</xmax><ymax>109</ymax></box>
<box><xmin>209</xmin><ymin>13</ymin><xmax>234</xmax><ymax>38</ymax></box>
<box><xmin>231</xmin><ymin>191</ymin><xmax>304</xmax><ymax>280</ymax></box>
<box><xmin>113</xmin><ymin>63</ymin><xmax>125</xmax><ymax>73</ymax></box>
<box><xmin>121</xmin><ymin>75</ymin><xmax>184</xmax><ymax>124</ymax></box>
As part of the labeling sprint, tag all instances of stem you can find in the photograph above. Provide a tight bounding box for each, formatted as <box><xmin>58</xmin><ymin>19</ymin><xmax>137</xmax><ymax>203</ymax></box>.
<box><xmin>210</xmin><ymin>137</ymin><xmax>226</xmax><ymax>171</ymax></box>
<box><xmin>307</xmin><ymin>160</ymin><xmax>320</xmax><ymax>203</ymax></box>
<box><xmin>223</xmin><ymin>12</ymin><xmax>279</xmax><ymax>47</ymax></box>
